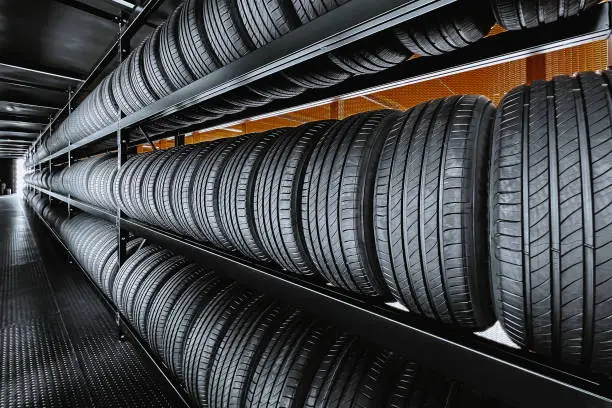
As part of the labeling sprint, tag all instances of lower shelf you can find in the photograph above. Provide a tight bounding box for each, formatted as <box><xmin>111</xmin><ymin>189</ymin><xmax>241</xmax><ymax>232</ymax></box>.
<box><xmin>27</xmin><ymin>185</ymin><xmax>612</xmax><ymax>408</ymax></box>
<box><xmin>28</xmin><ymin>201</ymin><xmax>193</xmax><ymax>408</ymax></box>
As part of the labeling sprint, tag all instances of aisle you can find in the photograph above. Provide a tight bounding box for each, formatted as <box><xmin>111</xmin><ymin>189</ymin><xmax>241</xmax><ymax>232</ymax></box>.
<box><xmin>0</xmin><ymin>195</ymin><xmax>183</xmax><ymax>408</ymax></box>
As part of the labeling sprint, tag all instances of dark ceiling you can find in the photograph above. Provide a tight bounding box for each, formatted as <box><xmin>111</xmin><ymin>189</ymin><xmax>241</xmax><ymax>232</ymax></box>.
<box><xmin>0</xmin><ymin>0</ymin><xmax>179</xmax><ymax>158</ymax></box>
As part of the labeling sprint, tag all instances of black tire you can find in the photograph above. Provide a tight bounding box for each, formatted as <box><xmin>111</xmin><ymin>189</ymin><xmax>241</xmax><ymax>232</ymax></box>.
<box><xmin>179</xmin><ymin>0</ymin><xmax>220</xmax><ymax>79</ymax></box>
<box><xmin>284</xmin><ymin>56</ymin><xmax>350</xmax><ymax>89</ymax></box>
<box><xmin>144</xmin><ymin>25</ymin><xmax>176</xmax><ymax>98</ymax></box>
<box><xmin>221</xmin><ymin>87</ymin><xmax>272</xmax><ymax>109</ymax></box>
<box><xmin>159</xmin><ymin>3</ymin><xmax>196</xmax><ymax>89</ymax></box>
<box><xmin>186</xmin><ymin>137</ymin><xmax>246</xmax><ymax>248</ymax></box>
<box><xmin>172</xmin><ymin>143</ymin><xmax>218</xmax><ymax>237</ymax></box>
<box><xmin>491</xmin><ymin>0</ymin><xmax>600</xmax><ymax>30</ymax></box>
<box><xmin>236</xmin><ymin>0</ymin><xmax>301</xmax><ymax>49</ymax></box>
<box><xmin>247</xmin><ymin>73</ymin><xmax>306</xmax><ymax>100</ymax></box>
<box><xmin>133</xmin><ymin>255</ymin><xmax>190</xmax><ymax>338</ymax></box>
<box><xmin>203</xmin><ymin>0</ymin><xmax>254</xmax><ymax>66</ymax></box>
<box><xmin>208</xmin><ymin>298</ymin><xmax>286</xmax><ymax>408</ymax></box>
<box><xmin>374</xmin><ymin>95</ymin><xmax>495</xmax><ymax>330</ymax></box>
<box><xmin>147</xmin><ymin>263</ymin><xmax>208</xmax><ymax>356</ymax></box>
<box><xmin>158</xmin><ymin>145</ymin><xmax>196</xmax><ymax>234</ymax></box>
<box><xmin>100</xmin><ymin>238</ymin><xmax>143</xmax><ymax>298</ymax></box>
<box><xmin>130</xmin><ymin>41</ymin><xmax>159</xmax><ymax>107</ymax></box>
<box><xmin>162</xmin><ymin>271</ymin><xmax>230</xmax><ymax>384</ymax></box>
<box><xmin>142</xmin><ymin>151</ymin><xmax>172</xmax><ymax>227</ymax></box>
<box><xmin>245</xmin><ymin>314</ymin><xmax>335</xmax><ymax>407</ymax></box>
<box><xmin>181</xmin><ymin>284</ymin><xmax>257</xmax><ymax>406</ymax></box>
<box><xmin>394</xmin><ymin>1</ymin><xmax>494</xmax><ymax>56</ymax></box>
<box><xmin>112</xmin><ymin>60</ymin><xmax>133</xmax><ymax>115</ymax></box>
<box><xmin>302</xmin><ymin>110</ymin><xmax>399</xmax><ymax>296</ymax></box>
<box><xmin>290</xmin><ymin>0</ymin><xmax>349</xmax><ymax>24</ymax></box>
<box><xmin>122</xmin><ymin>50</ymin><xmax>147</xmax><ymax>113</ymax></box>
<box><xmin>304</xmin><ymin>334</ymin><xmax>400</xmax><ymax>408</ymax></box>
<box><xmin>254</xmin><ymin>121</ymin><xmax>334</xmax><ymax>276</ymax></box>
<box><xmin>220</xmin><ymin>129</ymin><xmax>287</xmax><ymax>261</ymax></box>
<box><xmin>111</xmin><ymin>244</ymin><xmax>160</xmax><ymax>307</ymax></box>
<box><xmin>328</xmin><ymin>31</ymin><xmax>410</xmax><ymax>75</ymax></box>
<box><xmin>121</xmin><ymin>249</ymin><xmax>174</xmax><ymax>320</ymax></box>
<box><xmin>489</xmin><ymin>71</ymin><xmax>612</xmax><ymax>372</ymax></box>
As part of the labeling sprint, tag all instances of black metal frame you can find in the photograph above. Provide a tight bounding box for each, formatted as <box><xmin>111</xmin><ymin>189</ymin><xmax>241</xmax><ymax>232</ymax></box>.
<box><xmin>20</xmin><ymin>1</ymin><xmax>612</xmax><ymax>406</ymax></box>
<box><xmin>27</xmin><ymin>197</ymin><xmax>192</xmax><ymax>408</ymax></box>
<box><xmin>26</xmin><ymin>185</ymin><xmax>612</xmax><ymax>408</ymax></box>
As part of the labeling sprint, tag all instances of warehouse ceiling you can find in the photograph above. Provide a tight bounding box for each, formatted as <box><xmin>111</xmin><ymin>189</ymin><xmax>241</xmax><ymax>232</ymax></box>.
<box><xmin>0</xmin><ymin>0</ymin><xmax>179</xmax><ymax>158</ymax></box>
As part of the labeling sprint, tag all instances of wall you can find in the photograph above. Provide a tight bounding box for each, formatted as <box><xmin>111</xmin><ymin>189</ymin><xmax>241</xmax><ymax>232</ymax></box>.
<box><xmin>0</xmin><ymin>159</ymin><xmax>15</xmax><ymax>194</ymax></box>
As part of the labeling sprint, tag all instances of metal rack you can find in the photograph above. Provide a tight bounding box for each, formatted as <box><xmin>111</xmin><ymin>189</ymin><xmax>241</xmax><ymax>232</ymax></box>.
<box><xmin>27</xmin><ymin>184</ymin><xmax>612</xmax><ymax>408</ymax></box>
<box><xmin>27</xmin><ymin>200</ymin><xmax>193</xmax><ymax>408</ymax></box>
<box><xmin>23</xmin><ymin>1</ymin><xmax>612</xmax><ymax>407</ymax></box>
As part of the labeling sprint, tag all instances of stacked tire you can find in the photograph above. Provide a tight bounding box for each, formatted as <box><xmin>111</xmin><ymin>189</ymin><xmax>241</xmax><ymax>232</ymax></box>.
<box><xmin>24</xmin><ymin>198</ymin><xmax>498</xmax><ymax>407</ymax></box>
<box><xmin>27</xmin><ymin>69</ymin><xmax>612</xmax><ymax>374</ymax></box>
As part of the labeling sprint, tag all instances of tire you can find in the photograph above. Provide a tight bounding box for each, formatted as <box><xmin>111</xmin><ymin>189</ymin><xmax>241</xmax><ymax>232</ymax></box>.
<box><xmin>489</xmin><ymin>71</ymin><xmax>612</xmax><ymax>372</ymax></box>
<box><xmin>122</xmin><ymin>50</ymin><xmax>146</xmax><ymax>113</ymax></box>
<box><xmin>121</xmin><ymin>248</ymin><xmax>174</xmax><ymax>320</ymax></box>
<box><xmin>133</xmin><ymin>152</ymin><xmax>164</xmax><ymax>224</ymax></box>
<box><xmin>203</xmin><ymin>0</ymin><xmax>254</xmax><ymax>66</ymax></box>
<box><xmin>158</xmin><ymin>145</ymin><xmax>196</xmax><ymax>234</ymax></box>
<box><xmin>181</xmin><ymin>284</ymin><xmax>257</xmax><ymax>406</ymax></box>
<box><xmin>254</xmin><ymin>121</ymin><xmax>334</xmax><ymax>276</ymax></box>
<box><xmin>247</xmin><ymin>73</ymin><xmax>306</xmax><ymax>100</ymax></box>
<box><xmin>302</xmin><ymin>110</ymin><xmax>399</xmax><ymax>296</ymax></box>
<box><xmin>236</xmin><ymin>0</ymin><xmax>302</xmax><ymax>49</ymax></box>
<box><xmin>394</xmin><ymin>1</ymin><xmax>494</xmax><ymax>56</ymax></box>
<box><xmin>162</xmin><ymin>270</ymin><xmax>230</xmax><ymax>384</ymax></box>
<box><xmin>172</xmin><ymin>143</ymin><xmax>219</xmax><ymax>237</ymax></box>
<box><xmin>290</xmin><ymin>0</ymin><xmax>349</xmax><ymax>24</ymax></box>
<box><xmin>118</xmin><ymin>154</ymin><xmax>150</xmax><ymax>219</ymax></box>
<box><xmin>133</xmin><ymin>255</ymin><xmax>190</xmax><ymax>338</ymax></box>
<box><xmin>142</xmin><ymin>151</ymin><xmax>172</xmax><ymax>227</ymax></box>
<box><xmin>111</xmin><ymin>63</ymin><xmax>131</xmax><ymax>115</ymax></box>
<box><xmin>159</xmin><ymin>3</ymin><xmax>196</xmax><ymax>89</ymax></box>
<box><xmin>245</xmin><ymin>314</ymin><xmax>335</xmax><ymax>407</ymax></box>
<box><xmin>186</xmin><ymin>137</ymin><xmax>246</xmax><ymax>248</ymax></box>
<box><xmin>328</xmin><ymin>31</ymin><xmax>410</xmax><ymax>75</ymax></box>
<box><xmin>130</xmin><ymin>41</ymin><xmax>159</xmax><ymax>107</ymax></box>
<box><xmin>179</xmin><ymin>0</ymin><xmax>220</xmax><ymax>79</ymax></box>
<box><xmin>491</xmin><ymin>0</ymin><xmax>600</xmax><ymax>30</ymax></box>
<box><xmin>284</xmin><ymin>56</ymin><xmax>350</xmax><ymax>89</ymax></box>
<box><xmin>111</xmin><ymin>244</ymin><xmax>160</xmax><ymax>307</ymax></box>
<box><xmin>304</xmin><ymin>334</ymin><xmax>400</xmax><ymax>408</ymax></box>
<box><xmin>208</xmin><ymin>298</ymin><xmax>285</xmax><ymax>408</ymax></box>
<box><xmin>219</xmin><ymin>129</ymin><xmax>287</xmax><ymax>261</ymax></box>
<box><xmin>221</xmin><ymin>88</ymin><xmax>272</xmax><ymax>109</ymax></box>
<box><xmin>147</xmin><ymin>263</ymin><xmax>208</xmax><ymax>356</ymax></box>
<box><xmin>144</xmin><ymin>25</ymin><xmax>176</xmax><ymax>98</ymax></box>
<box><xmin>374</xmin><ymin>95</ymin><xmax>495</xmax><ymax>330</ymax></box>
<box><xmin>100</xmin><ymin>238</ymin><xmax>143</xmax><ymax>298</ymax></box>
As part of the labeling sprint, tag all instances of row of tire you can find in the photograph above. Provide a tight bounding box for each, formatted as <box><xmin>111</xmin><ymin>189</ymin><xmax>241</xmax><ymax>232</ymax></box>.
<box><xmin>23</xmin><ymin>191</ymin><xmax>503</xmax><ymax>408</ymax></box>
<box><xmin>28</xmin><ymin>70</ymin><xmax>612</xmax><ymax>374</ymax></box>
<box><xmin>28</xmin><ymin>0</ymin><xmax>598</xmax><ymax>165</ymax></box>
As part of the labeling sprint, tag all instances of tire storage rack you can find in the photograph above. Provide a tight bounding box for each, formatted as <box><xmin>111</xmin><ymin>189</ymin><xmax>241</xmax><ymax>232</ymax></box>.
<box><xmin>22</xmin><ymin>0</ymin><xmax>612</xmax><ymax>407</ymax></box>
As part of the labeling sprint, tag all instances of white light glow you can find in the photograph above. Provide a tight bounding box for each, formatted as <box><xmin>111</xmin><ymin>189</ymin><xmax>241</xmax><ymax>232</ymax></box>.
<box><xmin>14</xmin><ymin>158</ymin><xmax>24</xmax><ymax>195</ymax></box>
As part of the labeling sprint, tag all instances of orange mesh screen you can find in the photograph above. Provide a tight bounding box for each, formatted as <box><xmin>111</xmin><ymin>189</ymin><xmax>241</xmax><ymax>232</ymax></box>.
<box><xmin>545</xmin><ymin>39</ymin><xmax>608</xmax><ymax>79</ymax></box>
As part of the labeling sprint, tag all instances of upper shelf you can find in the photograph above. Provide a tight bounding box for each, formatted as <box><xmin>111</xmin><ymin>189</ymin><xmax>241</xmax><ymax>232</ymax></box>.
<box><xmin>27</xmin><ymin>0</ymin><xmax>458</xmax><ymax>166</ymax></box>
<box><xmin>27</xmin><ymin>1</ymin><xmax>612</xmax><ymax>167</ymax></box>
